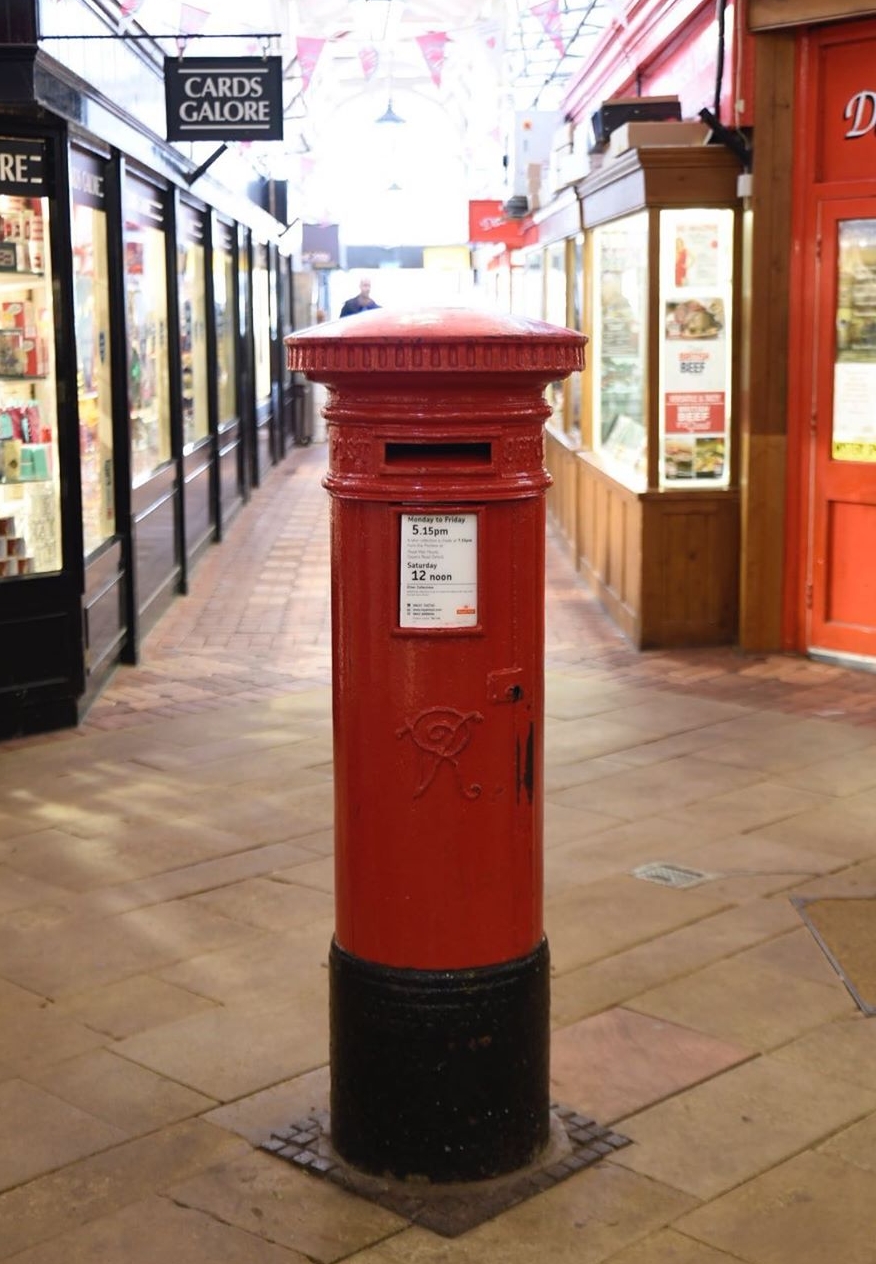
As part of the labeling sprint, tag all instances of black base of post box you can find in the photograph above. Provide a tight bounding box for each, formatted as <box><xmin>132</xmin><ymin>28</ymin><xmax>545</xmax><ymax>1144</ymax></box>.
<box><xmin>329</xmin><ymin>936</ymin><xmax>551</xmax><ymax>1183</ymax></box>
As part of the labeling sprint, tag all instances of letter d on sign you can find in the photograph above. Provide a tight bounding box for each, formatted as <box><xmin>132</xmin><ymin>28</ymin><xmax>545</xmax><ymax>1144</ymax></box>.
<box><xmin>845</xmin><ymin>90</ymin><xmax>876</xmax><ymax>138</ymax></box>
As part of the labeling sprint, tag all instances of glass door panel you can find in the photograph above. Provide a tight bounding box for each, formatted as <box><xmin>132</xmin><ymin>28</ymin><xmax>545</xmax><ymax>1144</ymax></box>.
<box><xmin>71</xmin><ymin>148</ymin><xmax>115</xmax><ymax>557</ymax></box>
<box><xmin>833</xmin><ymin>218</ymin><xmax>876</xmax><ymax>462</ymax></box>
<box><xmin>214</xmin><ymin>221</ymin><xmax>238</xmax><ymax>427</ymax></box>
<box><xmin>177</xmin><ymin>205</ymin><xmax>209</xmax><ymax>450</ymax></box>
<box><xmin>252</xmin><ymin>243</ymin><xmax>271</xmax><ymax>408</ymax></box>
<box><xmin>124</xmin><ymin>177</ymin><xmax>171</xmax><ymax>486</ymax></box>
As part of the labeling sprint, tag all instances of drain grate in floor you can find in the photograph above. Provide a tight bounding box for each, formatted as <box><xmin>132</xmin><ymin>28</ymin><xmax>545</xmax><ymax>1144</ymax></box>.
<box><xmin>632</xmin><ymin>862</ymin><xmax>713</xmax><ymax>889</ymax></box>
<box><xmin>260</xmin><ymin>1103</ymin><xmax>631</xmax><ymax>1238</ymax></box>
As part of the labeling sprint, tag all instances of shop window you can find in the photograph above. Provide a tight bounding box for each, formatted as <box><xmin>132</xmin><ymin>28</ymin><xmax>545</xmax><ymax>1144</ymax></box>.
<box><xmin>72</xmin><ymin>150</ymin><xmax>114</xmax><ymax>557</ymax></box>
<box><xmin>177</xmin><ymin>207</ymin><xmax>209</xmax><ymax>450</ymax></box>
<box><xmin>213</xmin><ymin>222</ymin><xmax>237</xmax><ymax>427</ymax></box>
<box><xmin>545</xmin><ymin>241</ymin><xmax>570</xmax><ymax>434</ymax></box>
<box><xmin>592</xmin><ymin>213</ymin><xmax>648</xmax><ymax>480</ymax></box>
<box><xmin>567</xmin><ymin>234</ymin><xmax>584</xmax><ymax>440</ymax></box>
<box><xmin>252</xmin><ymin>244</ymin><xmax>271</xmax><ymax>406</ymax></box>
<box><xmin>833</xmin><ymin>219</ymin><xmax>876</xmax><ymax>464</ymax></box>
<box><xmin>0</xmin><ymin>139</ymin><xmax>62</xmax><ymax>577</ymax></box>
<box><xmin>124</xmin><ymin>178</ymin><xmax>171</xmax><ymax>486</ymax></box>
<box><xmin>516</xmin><ymin>247</ymin><xmax>544</xmax><ymax>319</ymax></box>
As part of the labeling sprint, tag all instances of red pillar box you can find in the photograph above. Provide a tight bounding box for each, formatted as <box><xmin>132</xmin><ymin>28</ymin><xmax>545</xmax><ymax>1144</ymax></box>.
<box><xmin>287</xmin><ymin>307</ymin><xmax>585</xmax><ymax>1183</ymax></box>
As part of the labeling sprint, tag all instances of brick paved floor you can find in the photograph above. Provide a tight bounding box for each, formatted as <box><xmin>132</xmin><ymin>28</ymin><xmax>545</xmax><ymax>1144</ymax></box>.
<box><xmin>78</xmin><ymin>442</ymin><xmax>876</xmax><ymax>733</ymax></box>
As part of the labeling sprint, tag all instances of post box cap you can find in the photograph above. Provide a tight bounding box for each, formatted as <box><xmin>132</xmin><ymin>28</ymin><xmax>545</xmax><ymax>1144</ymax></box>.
<box><xmin>286</xmin><ymin>305</ymin><xmax>585</xmax><ymax>378</ymax></box>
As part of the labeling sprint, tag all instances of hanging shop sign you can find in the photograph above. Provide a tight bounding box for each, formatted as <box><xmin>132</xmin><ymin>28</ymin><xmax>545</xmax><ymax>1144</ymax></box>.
<box><xmin>0</xmin><ymin>138</ymin><xmax>45</xmax><ymax>196</ymax></box>
<box><xmin>468</xmin><ymin>200</ymin><xmax>527</xmax><ymax>247</ymax></box>
<box><xmin>70</xmin><ymin>148</ymin><xmax>106</xmax><ymax>210</ymax></box>
<box><xmin>164</xmin><ymin>57</ymin><xmax>284</xmax><ymax>142</ymax></box>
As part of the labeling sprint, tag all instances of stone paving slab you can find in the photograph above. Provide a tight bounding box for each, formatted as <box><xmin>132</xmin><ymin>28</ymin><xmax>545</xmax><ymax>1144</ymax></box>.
<box><xmin>545</xmin><ymin>873</ymin><xmax>730</xmax><ymax>976</ymax></box>
<box><xmin>205</xmin><ymin>1065</ymin><xmax>332</xmax><ymax>1146</ymax></box>
<box><xmin>820</xmin><ymin>1108</ymin><xmax>876</xmax><ymax>1172</ymax></box>
<box><xmin>25</xmin><ymin>1047</ymin><xmax>215</xmax><ymax>1136</ymax></box>
<box><xmin>168</xmin><ymin>1150</ymin><xmax>407</xmax><ymax>1262</ymax></box>
<box><xmin>597</xmin><ymin>1230</ymin><xmax>743</xmax><ymax>1262</ymax></box>
<box><xmin>550</xmin><ymin>898</ymin><xmax>802</xmax><ymax>1026</ymax></box>
<box><xmin>187</xmin><ymin>874</ymin><xmax>334</xmax><ymax>932</ymax></box>
<box><xmin>628</xmin><ymin>951</ymin><xmax>857</xmax><ymax>1051</ymax></box>
<box><xmin>772</xmin><ymin>1014</ymin><xmax>876</xmax><ymax>1092</ymax></box>
<box><xmin>113</xmin><ymin>991</ymin><xmax>330</xmax><ymax>1101</ymax></box>
<box><xmin>54</xmin><ymin>974</ymin><xmax>219</xmax><ymax>1040</ymax></box>
<box><xmin>0</xmin><ymin>1005</ymin><xmax>108</xmax><ymax>1075</ymax></box>
<box><xmin>0</xmin><ymin>1120</ymin><xmax>251</xmax><ymax>1261</ymax></box>
<box><xmin>748</xmin><ymin>791</ymin><xmax>876</xmax><ymax>859</ymax></box>
<box><xmin>550</xmin><ymin>1006</ymin><xmax>751</xmax><ymax>1123</ymax></box>
<box><xmin>0</xmin><ymin>899</ymin><xmax>265</xmax><ymax>999</ymax></box>
<box><xmin>676</xmin><ymin>1150</ymin><xmax>876</xmax><ymax>1264</ymax></box>
<box><xmin>0</xmin><ymin>1080</ymin><xmax>126</xmax><ymax>1193</ymax></box>
<box><xmin>5</xmin><ymin>1195</ymin><xmax>313</xmax><ymax>1263</ymax></box>
<box><xmin>611</xmin><ymin>1054</ymin><xmax>876</xmax><ymax>1200</ymax></box>
<box><xmin>551</xmin><ymin>753</ymin><xmax>767</xmax><ymax>821</ymax></box>
<box><xmin>156</xmin><ymin>918</ymin><xmax>334</xmax><ymax>1003</ymax></box>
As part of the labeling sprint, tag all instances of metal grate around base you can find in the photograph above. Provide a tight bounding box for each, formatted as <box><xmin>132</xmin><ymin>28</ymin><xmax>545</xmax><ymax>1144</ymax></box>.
<box><xmin>260</xmin><ymin>1103</ymin><xmax>631</xmax><ymax>1238</ymax></box>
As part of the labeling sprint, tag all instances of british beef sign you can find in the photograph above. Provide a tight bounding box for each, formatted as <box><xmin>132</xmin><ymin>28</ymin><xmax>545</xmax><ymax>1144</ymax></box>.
<box><xmin>165</xmin><ymin>57</ymin><xmax>284</xmax><ymax>142</ymax></box>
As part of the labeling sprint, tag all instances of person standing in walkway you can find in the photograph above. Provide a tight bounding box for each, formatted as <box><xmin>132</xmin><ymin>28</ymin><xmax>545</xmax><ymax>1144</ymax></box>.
<box><xmin>339</xmin><ymin>276</ymin><xmax>379</xmax><ymax>317</ymax></box>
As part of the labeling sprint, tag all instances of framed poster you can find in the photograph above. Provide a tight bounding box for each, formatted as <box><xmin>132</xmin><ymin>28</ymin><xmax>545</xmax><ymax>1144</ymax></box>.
<box><xmin>659</xmin><ymin>209</ymin><xmax>734</xmax><ymax>488</ymax></box>
<box><xmin>399</xmin><ymin>512</ymin><xmax>478</xmax><ymax>629</ymax></box>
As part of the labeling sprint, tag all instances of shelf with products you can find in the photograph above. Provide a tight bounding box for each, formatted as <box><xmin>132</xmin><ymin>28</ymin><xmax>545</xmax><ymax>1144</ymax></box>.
<box><xmin>0</xmin><ymin>190</ymin><xmax>61</xmax><ymax>577</ymax></box>
<box><xmin>0</xmin><ymin>294</ymin><xmax>52</xmax><ymax>380</ymax></box>
<box><xmin>0</xmin><ymin>378</ymin><xmax>56</xmax><ymax>575</ymax></box>
<box><xmin>0</xmin><ymin>270</ymin><xmax>45</xmax><ymax>288</ymax></box>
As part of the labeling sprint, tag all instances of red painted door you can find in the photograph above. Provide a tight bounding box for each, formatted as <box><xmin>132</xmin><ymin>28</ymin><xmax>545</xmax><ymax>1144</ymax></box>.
<box><xmin>807</xmin><ymin>200</ymin><xmax>876</xmax><ymax>662</ymax></box>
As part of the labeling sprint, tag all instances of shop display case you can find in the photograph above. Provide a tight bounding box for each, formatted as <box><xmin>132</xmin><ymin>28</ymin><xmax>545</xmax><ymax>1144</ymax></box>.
<box><xmin>590</xmin><ymin>211</ymin><xmax>648</xmax><ymax>477</ymax></box>
<box><xmin>0</xmin><ymin>184</ymin><xmax>61</xmax><ymax>580</ymax></box>
<box><xmin>569</xmin><ymin>146</ymin><xmax>742</xmax><ymax>647</ymax></box>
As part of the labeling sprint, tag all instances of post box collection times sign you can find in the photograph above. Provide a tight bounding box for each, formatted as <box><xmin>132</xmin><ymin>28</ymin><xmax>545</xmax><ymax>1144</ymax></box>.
<box><xmin>165</xmin><ymin>57</ymin><xmax>284</xmax><ymax>142</ymax></box>
<box><xmin>399</xmin><ymin>514</ymin><xmax>478</xmax><ymax>628</ymax></box>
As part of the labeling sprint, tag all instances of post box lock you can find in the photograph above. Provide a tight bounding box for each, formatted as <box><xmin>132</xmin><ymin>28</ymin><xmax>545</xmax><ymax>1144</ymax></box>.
<box><xmin>487</xmin><ymin>667</ymin><xmax>524</xmax><ymax>703</ymax></box>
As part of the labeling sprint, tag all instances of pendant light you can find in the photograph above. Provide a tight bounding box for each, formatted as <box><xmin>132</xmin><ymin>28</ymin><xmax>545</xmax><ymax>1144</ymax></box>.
<box><xmin>376</xmin><ymin>98</ymin><xmax>405</xmax><ymax>124</ymax></box>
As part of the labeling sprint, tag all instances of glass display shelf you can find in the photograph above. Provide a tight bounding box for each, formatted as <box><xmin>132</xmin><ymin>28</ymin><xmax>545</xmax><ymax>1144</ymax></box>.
<box><xmin>0</xmin><ymin>190</ymin><xmax>61</xmax><ymax>576</ymax></box>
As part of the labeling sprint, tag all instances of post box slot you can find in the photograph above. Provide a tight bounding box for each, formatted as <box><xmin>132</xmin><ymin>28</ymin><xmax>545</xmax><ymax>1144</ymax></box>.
<box><xmin>385</xmin><ymin>441</ymin><xmax>492</xmax><ymax>466</ymax></box>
